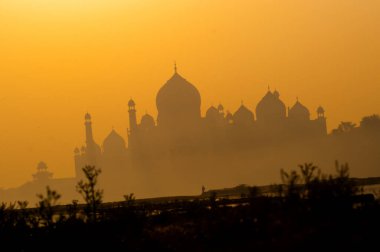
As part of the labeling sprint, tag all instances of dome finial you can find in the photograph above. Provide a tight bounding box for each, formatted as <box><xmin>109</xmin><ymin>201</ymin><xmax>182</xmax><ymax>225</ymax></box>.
<box><xmin>174</xmin><ymin>61</ymin><xmax>177</xmax><ymax>74</ymax></box>
<box><xmin>268</xmin><ymin>85</ymin><xmax>270</xmax><ymax>91</ymax></box>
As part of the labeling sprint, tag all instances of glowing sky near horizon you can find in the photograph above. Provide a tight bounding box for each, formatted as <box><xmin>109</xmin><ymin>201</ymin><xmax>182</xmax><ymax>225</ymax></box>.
<box><xmin>0</xmin><ymin>0</ymin><xmax>379</xmax><ymax>188</ymax></box>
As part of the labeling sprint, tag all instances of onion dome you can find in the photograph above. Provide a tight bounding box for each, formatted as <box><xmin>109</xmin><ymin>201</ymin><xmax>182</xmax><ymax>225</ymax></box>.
<box><xmin>233</xmin><ymin>105</ymin><xmax>255</xmax><ymax>126</ymax></box>
<box><xmin>256</xmin><ymin>90</ymin><xmax>286</xmax><ymax>122</ymax></box>
<box><xmin>103</xmin><ymin>129</ymin><xmax>126</xmax><ymax>153</ymax></box>
<box><xmin>289</xmin><ymin>100</ymin><xmax>310</xmax><ymax>120</ymax></box>
<box><xmin>217</xmin><ymin>104</ymin><xmax>224</xmax><ymax>112</ymax></box>
<box><xmin>140</xmin><ymin>113</ymin><xmax>155</xmax><ymax>129</ymax></box>
<box><xmin>156</xmin><ymin>70</ymin><xmax>201</xmax><ymax>127</ymax></box>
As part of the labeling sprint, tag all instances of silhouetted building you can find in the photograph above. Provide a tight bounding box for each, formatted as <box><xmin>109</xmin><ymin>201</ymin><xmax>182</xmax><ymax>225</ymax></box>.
<box><xmin>71</xmin><ymin>66</ymin><xmax>328</xmax><ymax>200</ymax></box>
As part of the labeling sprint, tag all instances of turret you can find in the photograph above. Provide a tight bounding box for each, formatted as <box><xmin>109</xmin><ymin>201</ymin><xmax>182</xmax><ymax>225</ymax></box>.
<box><xmin>128</xmin><ymin>99</ymin><xmax>138</xmax><ymax>133</ymax></box>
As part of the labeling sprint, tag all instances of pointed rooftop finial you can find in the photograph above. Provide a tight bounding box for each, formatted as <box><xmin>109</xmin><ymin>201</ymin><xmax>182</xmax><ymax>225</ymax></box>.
<box><xmin>241</xmin><ymin>100</ymin><xmax>244</xmax><ymax>105</ymax></box>
<box><xmin>174</xmin><ymin>61</ymin><xmax>177</xmax><ymax>74</ymax></box>
<box><xmin>296</xmin><ymin>96</ymin><xmax>299</xmax><ymax>102</ymax></box>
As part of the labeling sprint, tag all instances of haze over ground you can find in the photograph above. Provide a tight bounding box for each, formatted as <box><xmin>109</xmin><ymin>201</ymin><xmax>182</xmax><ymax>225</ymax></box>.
<box><xmin>0</xmin><ymin>0</ymin><xmax>379</xmax><ymax>188</ymax></box>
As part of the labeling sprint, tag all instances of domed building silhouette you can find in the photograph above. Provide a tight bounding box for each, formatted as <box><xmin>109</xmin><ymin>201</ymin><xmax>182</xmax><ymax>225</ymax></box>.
<box><xmin>73</xmin><ymin>65</ymin><xmax>328</xmax><ymax>200</ymax></box>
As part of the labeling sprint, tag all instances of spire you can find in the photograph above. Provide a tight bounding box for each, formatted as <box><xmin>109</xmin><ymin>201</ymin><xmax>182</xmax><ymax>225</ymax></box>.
<box><xmin>174</xmin><ymin>61</ymin><xmax>177</xmax><ymax>74</ymax></box>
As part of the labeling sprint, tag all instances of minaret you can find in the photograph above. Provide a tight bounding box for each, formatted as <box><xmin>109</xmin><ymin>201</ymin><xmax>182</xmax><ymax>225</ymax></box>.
<box><xmin>316</xmin><ymin>106</ymin><xmax>327</xmax><ymax>135</ymax></box>
<box><xmin>85</xmin><ymin>113</ymin><xmax>94</xmax><ymax>146</ymax></box>
<box><xmin>83</xmin><ymin>113</ymin><xmax>101</xmax><ymax>167</ymax></box>
<box><xmin>128</xmin><ymin>99</ymin><xmax>137</xmax><ymax>133</ymax></box>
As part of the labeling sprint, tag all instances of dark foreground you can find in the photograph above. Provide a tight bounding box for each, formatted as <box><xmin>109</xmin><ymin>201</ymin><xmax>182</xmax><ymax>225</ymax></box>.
<box><xmin>1</xmin><ymin>194</ymin><xmax>379</xmax><ymax>251</ymax></box>
<box><xmin>1</xmin><ymin>164</ymin><xmax>380</xmax><ymax>252</ymax></box>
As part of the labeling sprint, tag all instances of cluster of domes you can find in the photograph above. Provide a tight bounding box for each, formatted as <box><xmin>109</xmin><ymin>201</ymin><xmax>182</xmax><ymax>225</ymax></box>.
<box><xmin>204</xmin><ymin>89</ymin><xmax>323</xmax><ymax>126</ymax></box>
<box><xmin>76</xmin><ymin>67</ymin><xmax>326</xmax><ymax>157</ymax></box>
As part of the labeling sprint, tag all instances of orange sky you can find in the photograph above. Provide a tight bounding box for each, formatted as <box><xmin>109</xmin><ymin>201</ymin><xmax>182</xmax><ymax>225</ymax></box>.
<box><xmin>0</xmin><ymin>0</ymin><xmax>379</xmax><ymax>188</ymax></box>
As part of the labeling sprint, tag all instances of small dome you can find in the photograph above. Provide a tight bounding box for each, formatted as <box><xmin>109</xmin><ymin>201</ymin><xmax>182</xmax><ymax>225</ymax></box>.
<box><xmin>103</xmin><ymin>130</ymin><xmax>126</xmax><ymax>152</ymax></box>
<box><xmin>37</xmin><ymin>161</ymin><xmax>48</xmax><ymax>171</ymax></box>
<box><xmin>317</xmin><ymin>106</ymin><xmax>325</xmax><ymax>114</ymax></box>
<box><xmin>273</xmin><ymin>90</ymin><xmax>280</xmax><ymax>98</ymax></box>
<box><xmin>128</xmin><ymin>99</ymin><xmax>135</xmax><ymax>107</ymax></box>
<box><xmin>140</xmin><ymin>113</ymin><xmax>155</xmax><ymax>128</ymax></box>
<box><xmin>85</xmin><ymin>113</ymin><xmax>91</xmax><ymax>120</ymax></box>
<box><xmin>74</xmin><ymin>147</ymin><xmax>80</xmax><ymax>154</ymax></box>
<box><xmin>289</xmin><ymin>100</ymin><xmax>310</xmax><ymax>120</ymax></box>
<box><xmin>225</xmin><ymin>111</ymin><xmax>234</xmax><ymax>123</ymax></box>
<box><xmin>233</xmin><ymin>105</ymin><xmax>255</xmax><ymax>126</ymax></box>
<box><xmin>217</xmin><ymin>104</ymin><xmax>224</xmax><ymax>111</ymax></box>
<box><xmin>256</xmin><ymin>90</ymin><xmax>286</xmax><ymax>122</ymax></box>
<box><xmin>206</xmin><ymin>106</ymin><xmax>219</xmax><ymax>119</ymax></box>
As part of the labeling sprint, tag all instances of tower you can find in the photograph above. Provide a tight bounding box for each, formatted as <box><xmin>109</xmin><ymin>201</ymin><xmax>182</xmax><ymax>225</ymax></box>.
<box><xmin>83</xmin><ymin>113</ymin><xmax>101</xmax><ymax>167</ymax></box>
<box><xmin>317</xmin><ymin>106</ymin><xmax>325</xmax><ymax>119</ymax></box>
<box><xmin>128</xmin><ymin>99</ymin><xmax>138</xmax><ymax>133</ymax></box>
<box><xmin>85</xmin><ymin>113</ymin><xmax>94</xmax><ymax>145</ymax></box>
<box><xmin>316</xmin><ymin>106</ymin><xmax>327</xmax><ymax>135</ymax></box>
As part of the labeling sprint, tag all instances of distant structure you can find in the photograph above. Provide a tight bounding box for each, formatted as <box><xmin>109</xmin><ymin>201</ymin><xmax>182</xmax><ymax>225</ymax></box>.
<box><xmin>73</xmin><ymin>66</ymin><xmax>327</xmax><ymax>199</ymax></box>
<box><xmin>33</xmin><ymin>161</ymin><xmax>53</xmax><ymax>182</ymax></box>
<box><xmin>3</xmin><ymin>66</ymin><xmax>379</xmax><ymax>204</ymax></box>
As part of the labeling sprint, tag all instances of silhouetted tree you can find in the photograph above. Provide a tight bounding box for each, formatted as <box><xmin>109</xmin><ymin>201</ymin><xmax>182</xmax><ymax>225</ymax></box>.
<box><xmin>298</xmin><ymin>163</ymin><xmax>320</xmax><ymax>198</ymax></box>
<box><xmin>248</xmin><ymin>186</ymin><xmax>261</xmax><ymax>199</ymax></box>
<box><xmin>332</xmin><ymin>161</ymin><xmax>358</xmax><ymax>198</ymax></box>
<box><xmin>332</xmin><ymin>121</ymin><xmax>356</xmax><ymax>135</ymax></box>
<box><xmin>36</xmin><ymin>186</ymin><xmax>61</xmax><ymax>227</ymax></box>
<box><xmin>360</xmin><ymin>114</ymin><xmax>380</xmax><ymax>130</ymax></box>
<box><xmin>76</xmin><ymin>166</ymin><xmax>103</xmax><ymax>222</ymax></box>
<box><xmin>123</xmin><ymin>193</ymin><xmax>136</xmax><ymax>207</ymax></box>
<box><xmin>281</xmin><ymin>169</ymin><xmax>300</xmax><ymax>200</ymax></box>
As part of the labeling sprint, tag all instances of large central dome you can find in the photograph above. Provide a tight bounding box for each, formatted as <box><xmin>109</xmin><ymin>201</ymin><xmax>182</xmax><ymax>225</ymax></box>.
<box><xmin>156</xmin><ymin>70</ymin><xmax>201</xmax><ymax>128</ymax></box>
<box><xmin>256</xmin><ymin>90</ymin><xmax>286</xmax><ymax>122</ymax></box>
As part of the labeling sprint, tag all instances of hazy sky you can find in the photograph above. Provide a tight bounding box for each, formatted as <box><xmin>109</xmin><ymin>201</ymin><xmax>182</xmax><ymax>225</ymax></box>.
<box><xmin>0</xmin><ymin>0</ymin><xmax>379</xmax><ymax>188</ymax></box>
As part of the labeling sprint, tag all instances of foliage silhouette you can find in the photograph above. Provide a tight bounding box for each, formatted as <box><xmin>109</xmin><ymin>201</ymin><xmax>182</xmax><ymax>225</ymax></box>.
<box><xmin>332</xmin><ymin>121</ymin><xmax>356</xmax><ymax>134</ymax></box>
<box><xmin>76</xmin><ymin>166</ymin><xmax>103</xmax><ymax>222</ymax></box>
<box><xmin>360</xmin><ymin>114</ymin><xmax>380</xmax><ymax>130</ymax></box>
<box><xmin>0</xmin><ymin>162</ymin><xmax>378</xmax><ymax>251</ymax></box>
<box><xmin>36</xmin><ymin>186</ymin><xmax>61</xmax><ymax>227</ymax></box>
<box><xmin>123</xmin><ymin>193</ymin><xmax>136</xmax><ymax>207</ymax></box>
